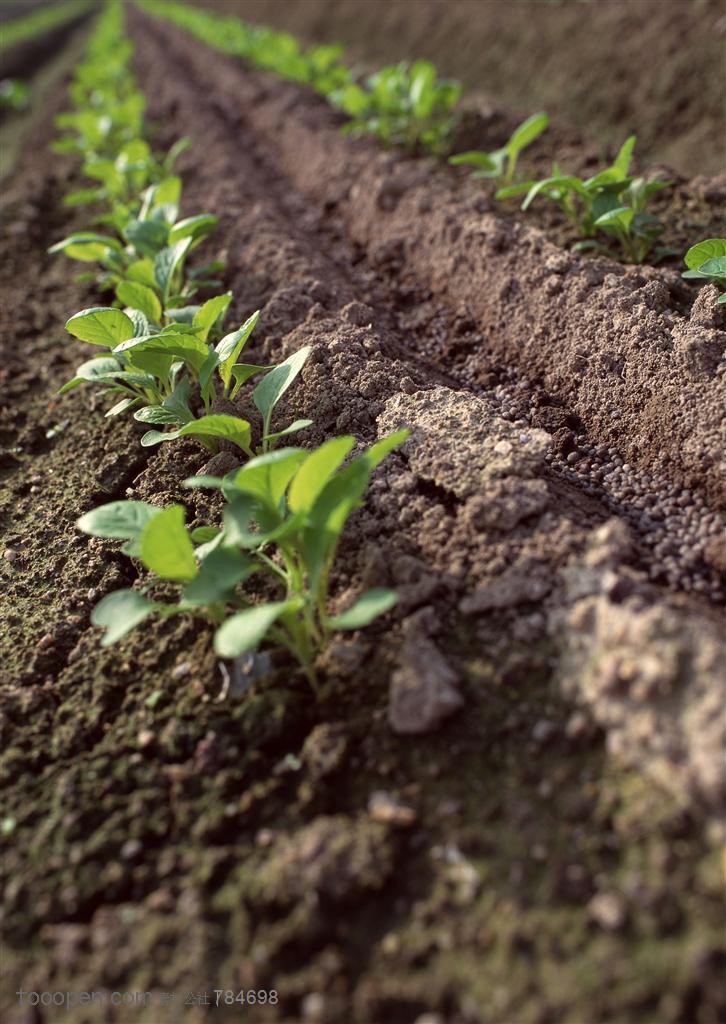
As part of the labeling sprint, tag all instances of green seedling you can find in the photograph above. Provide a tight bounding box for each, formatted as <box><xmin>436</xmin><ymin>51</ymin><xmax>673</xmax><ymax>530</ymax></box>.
<box><xmin>496</xmin><ymin>135</ymin><xmax>671</xmax><ymax>263</ymax></box>
<box><xmin>49</xmin><ymin>174</ymin><xmax>216</xmax><ymax>294</ymax></box>
<box><xmin>137</xmin><ymin>1</ymin><xmax>351</xmax><ymax>98</ymax></box>
<box><xmin>141</xmin><ymin>2</ymin><xmax>463</xmax><ymax>154</ymax></box>
<box><xmin>336</xmin><ymin>60</ymin><xmax>462</xmax><ymax>154</ymax></box>
<box><xmin>61</xmin><ymin>299</ymin><xmax>311</xmax><ymax>452</ymax></box>
<box><xmin>449</xmin><ymin>111</ymin><xmax>549</xmax><ymax>184</ymax></box>
<box><xmin>682</xmin><ymin>239</ymin><xmax>726</xmax><ymax>304</ymax></box>
<box><xmin>0</xmin><ymin>0</ymin><xmax>90</xmax><ymax>52</ymax></box>
<box><xmin>77</xmin><ymin>430</ymin><xmax>409</xmax><ymax>690</ymax></box>
<box><xmin>0</xmin><ymin>79</ymin><xmax>30</xmax><ymax>112</ymax></box>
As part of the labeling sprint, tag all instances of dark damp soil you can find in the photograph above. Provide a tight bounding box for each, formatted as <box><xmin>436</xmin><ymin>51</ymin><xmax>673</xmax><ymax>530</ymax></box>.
<box><xmin>1</xmin><ymin>10</ymin><xmax>725</xmax><ymax>1024</ymax></box>
<box><xmin>203</xmin><ymin>0</ymin><xmax>726</xmax><ymax>180</ymax></box>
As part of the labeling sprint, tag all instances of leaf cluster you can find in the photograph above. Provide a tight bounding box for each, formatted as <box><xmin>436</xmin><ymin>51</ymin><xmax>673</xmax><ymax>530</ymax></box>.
<box><xmin>79</xmin><ymin>430</ymin><xmax>410</xmax><ymax>689</ymax></box>
<box><xmin>50</xmin><ymin>2</ymin><xmax>311</xmax><ymax>455</ymax></box>
<box><xmin>449</xmin><ymin>112</ymin><xmax>549</xmax><ymax>185</ymax></box>
<box><xmin>139</xmin><ymin>2</ymin><xmax>461</xmax><ymax>156</ymax></box>
<box><xmin>49</xmin><ymin>0</ymin><xmax>411</xmax><ymax>692</ymax></box>
<box><xmin>682</xmin><ymin>239</ymin><xmax>726</xmax><ymax>304</ymax></box>
<box><xmin>335</xmin><ymin>60</ymin><xmax>462</xmax><ymax>155</ymax></box>
<box><xmin>0</xmin><ymin>78</ymin><xmax>30</xmax><ymax>112</ymax></box>
<box><xmin>496</xmin><ymin>136</ymin><xmax>672</xmax><ymax>264</ymax></box>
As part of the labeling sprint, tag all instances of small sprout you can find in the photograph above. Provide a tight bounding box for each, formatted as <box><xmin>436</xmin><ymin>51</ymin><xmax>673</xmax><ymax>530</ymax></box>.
<box><xmin>683</xmin><ymin>239</ymin><xmax>726</xmax><ymax>304</ymax></box>
<box><xmin>496</xmin><ymin>136</ymin><xmax>671</xmax><ymax>264</ymax></box>
<box><xmin>449</xmin><ymin>111</ymin><xmax>549</xmax><ymax>185</ymax></box>
<box><xmin>78</xmin><ymin>430</ymin><xmax>410</xmax><ymax>692</ymax></box>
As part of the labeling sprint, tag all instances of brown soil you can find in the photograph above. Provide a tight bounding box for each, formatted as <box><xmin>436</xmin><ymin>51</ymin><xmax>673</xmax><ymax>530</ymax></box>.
<box><xmin>1</xmin><ymin>10</ymin><xmax>725</xmax><ymax>1024</ymax></box>
<box><xmin>203</xmin><ymin>0</ymin><xmax>726</xmax><ymax>180</ymax></box>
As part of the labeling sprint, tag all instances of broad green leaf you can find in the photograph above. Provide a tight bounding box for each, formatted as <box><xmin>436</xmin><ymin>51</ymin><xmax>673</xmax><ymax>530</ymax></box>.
<box><xmin>63</xmin><ymin>188</ymin><xmax>103</xmax><ymax>207</ymax></box>
<box><xmin>125</xmin><ymin>258</ymin><xmax>158</xmax><ymax>289</ymax></box>
<box><xmin>231</xmin><ymin>448</ymin><xmax>307</xmax><ymax>507</ymax></box>
<box><xmin>116</xmin><ymin>281</ymin><xmax>162</xmax><ymax>323</ymax></box>
<box><xmin>302</xmin><ymin>430</ymin><xmax>410</xmax><ymax>585</ymax></box>
<box><xmin>183</xmin><ymin>476</ymin><xmax>225</xmax><ymax>490</ymax></box>
<box><xmin>522</xmin><ymin>176</ymin><xmax>584</xmax><ymax>210</ymax></box>
<box><xmin>495</xmin><ymin>180</ymin><xmax>536</xmax><ymax>200</ymax></box>
<box><xmin>139</xmin><ymin>175</ymin><xmax>181</xmax><ymax>220</ymax></box>
<box><xmin>178</xmin><ymin>415</ymin><xmax>253</xmax><ymax>453</ymax></box>
<box><xmin>78</xmin><ymin>500</ymin><xmax>161</xmax><ymax>544</ymax></box>
<box><xmin>155</xmin><ymin>237</ymin><xmax>192</xmax><ymax>300</ymax></box>
<box><xmin>214</xmin><ymin>601</ymin><xmax>295</xmax><ymax>658</ymax></box>
<box><xmin>199</xmin><ymin>349</ymin><xmax>220</xmax><ymax>409</ymax></box>
<box><xmin>253</xmin><ymin>345</ymin><xmax>311</xmax><ymax>435</ymax></box>
<box><xmin>684</xmin><ymin>238</ymin><xmax>726</xmax><ymax>270</ymax></box>
<box><xmin>91</xmin><ymin>590</ymin><xmax>156</xmax><ymax>646</ymax></box>
<box><xmin>289</xmin><ymin>436</ymin><xmax>355</xmax><ymax>514</ymax></box>
<box><xmin>182</xmin><ymin>548</ymin><xmax>254</xmax><ymax>607</ymax></box>
<box><xmin>595</xmin><ymin>206</ymin><xmax>634</xmax><ymax>230</ymax></box>
<box><xmin>695</xmin><ymin>255</ymin><xmax>726</xmax><ymax>278</ymax></box>
<box><xmin>140</xmin><ymin>505</ymin><xmax>197</xmax><ymax>582</ymax></box>
<box><xmin>48</xmin><ymin>232</ymin><xmax>121</xmax><ymax>262</ymax></box>
<box><xmin>194</xmin><ymin>292</ymin><xmax>233</xmax><ymax>342</ymax></box>
<box><xmin>66</xmin><ymin>307</ymin><xmax>135</xmax><ymax>347</ymax></box>
<box><xmin>216</xmin><ymin>310</ymin><xmax>260</xmax><ymax>388</ymax></box>
<box><xmin>612</xmin><ymin>134</ymin><xmax>636</xmax><ymax>177</ymax></box>
<box><xmin>74</xmin><ymin>356</ymin><xmax>123</xmax><ymax>381</ymax></box>
<box><xmin>507</xmin><ymin>111</ymin><xmax>549</xmax><ymax>158</ymax></box>
<box><xmin>163</xmin><ymin>377</ymin><xmax>195</xmax><ymax>424</ymax></box>
<box><xmin>116</xmin><ymin>330</ymin><xmax>209</xmax><ymax>374</ymax></box>
<box><xmin>128</xmin><ymin>308</ymin><xmax>153</xmax><ymax>337</ymax></box>
<box><xmin>363</xmin><ymin>428</ymin><xmax>411</xmax><ymax>470</ymax></box>
<box><xmin>125</xmin><ymin>218</ymin><xmax>169</xmax><ymax>258</ymax></box>
<box><xmin>229</xmin><ymin>363</ymin><xmax>271</xmax><ymax>399</ymax></box>
<box><xmin>163</xmin><ymin>137</ymin><xmax>191</xmax><ymax>171</ymax></box>
<box><xmin>165</xmin><ymin>305</ymin><xmax>200</xmax><ymax>325</ymax></box>
<box><xmin>168</xmin><ymin>214</ymin><xmax>219</xmax><ymax>246</ymax></box>
<box><xmin>141</xmin><ymin>429</ymin><xmax>181</xmax><ymax>447</ymax></box>
<box><xmin>134</xmin><ymin>405</ymin><xmax>184</xmax><ymax>425</ymax></box>
<box><xmin>190</xmin><ymin>526</ymin><xmax>221</xmax><ymax>543</ymax></box>
<box><xmin>328</xmin><ymin>588</ymin><xmax>398</xmax><ymax>630</ymax></box>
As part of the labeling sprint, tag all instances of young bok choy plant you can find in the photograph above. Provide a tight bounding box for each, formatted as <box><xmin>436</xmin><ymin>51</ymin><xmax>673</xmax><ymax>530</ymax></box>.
<box><xmin>449</xmin><ymin>112</ymin><xmax>549</xmax><ymax>185</ymax></box>
<box><xmin>77</xmin><ymin>430</ymin><xmax>410</xmax><ymax>691</ymax></box>
<box><xmin>682</xmin><ymin>239</ymin><xmax>726</xmax><ymax>303</ymax></box>
<box><xmin>336</xmin><ymin>60</ymin><xmax>462</xmax><ymax>154</ymax></box>
<box><xmin>62</xmin><ymin>301</ymin><xmax>311</xmax><ymax>454</ymax></box>
<box><xmin>495</xmin><ymin>135</ymin><xmax>671</xmax><ymax>264</ymax></box>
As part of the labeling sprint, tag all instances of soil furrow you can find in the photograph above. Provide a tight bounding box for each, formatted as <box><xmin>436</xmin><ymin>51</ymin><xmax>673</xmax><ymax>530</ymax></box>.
<box><xmin>132</xmin><ymin>12</ymin><xmax>725</xmax><ymax>605</ymax></box>
<box><xmin>2</xmin><ymin>14</ymin><xmax>725</xmax><ymax>1024</ymax></box>
<box><xmin>140</xmin><ymin>15</ymin><xmax>725</xmax><ymax>510</ymax></box>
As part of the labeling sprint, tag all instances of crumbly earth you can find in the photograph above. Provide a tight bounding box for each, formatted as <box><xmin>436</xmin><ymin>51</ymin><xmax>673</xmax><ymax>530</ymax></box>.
<box><xmin>1</xmin><ymin>10</ymin><xmax>725</xmax><ymax>1024</ymax></box>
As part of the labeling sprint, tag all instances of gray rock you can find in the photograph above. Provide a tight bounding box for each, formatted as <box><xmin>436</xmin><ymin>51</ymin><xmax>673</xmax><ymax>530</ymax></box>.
<box><xmin>460</xmin><ymin>565</ymin><xmax>552</xmax><ymax>614</ymax></box>
<box><xmin>389</xmin><ymin>632</ymin><xmax>463</xmax><ymax>734</ymax></box>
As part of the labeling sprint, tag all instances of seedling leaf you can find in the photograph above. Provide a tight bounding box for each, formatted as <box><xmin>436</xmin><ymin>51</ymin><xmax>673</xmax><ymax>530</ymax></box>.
<box><xmin>140</xmin><ymin>505</ymin><xmax>197</xmax><ymax>581</ymax></box>
<box><xmin>214</xmin><ymin>600</ymin><xmax>296</xmax><ymax>658</ymax></box>
<box><xmin>66</xmin><ymin>307</ymin><xmax>135</xmax><ymax>347</ymax></box>
<box><xmin>91</xmin><ymin>590</ymin><xmax>156</xmax><ymax>646</ymax></box>
<box><xmin>328</xmin><ymin>588</ymin><xmax>398</xmax><ymax>629</ymax></box>
<box><xmin>253</xmin><ymin>345</ymin><xmax>311</xmax><ymax>436</ymax></box>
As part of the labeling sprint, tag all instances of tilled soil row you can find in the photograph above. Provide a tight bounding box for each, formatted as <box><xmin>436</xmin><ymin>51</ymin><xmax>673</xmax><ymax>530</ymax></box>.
<box><xmin>1</xmin><ymin>16</ymin><xmax>725</xmax><ymax>1024</ymax></box>
<box><xmin>138</xmin><ymin>14</ymin><xmax>726</xmax><ymax>607</ymax></box>
<box><xmin>126</xmin><ymin>11</ymin><xmax>726</xmax><ymax>815</ymax></box>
